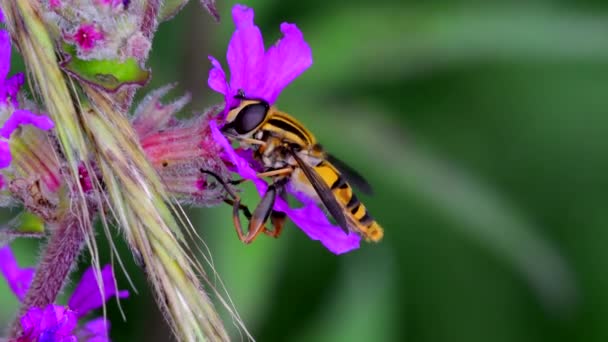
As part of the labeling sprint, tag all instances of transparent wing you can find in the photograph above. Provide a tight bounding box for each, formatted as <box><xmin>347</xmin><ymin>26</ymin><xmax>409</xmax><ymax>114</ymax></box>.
<box><xmin>327</xmin><ymin>154</ymin><xmax>373</xmax><ymax>195</ymax></box>
<box><xmin>289</xmin><ymin>149</ymin><xmax>350</xmax><ymax>233</ymax></box>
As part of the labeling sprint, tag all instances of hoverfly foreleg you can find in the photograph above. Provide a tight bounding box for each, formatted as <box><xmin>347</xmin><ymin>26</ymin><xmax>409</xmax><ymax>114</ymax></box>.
<box><xmin>199</xmin><ymin>169</ymin><xmax>251</xmax><ymax>224</ymax></box>
<box><xmin>256</xmin><ymin>167</ymin><xmax>293</xmax><ymax>178</ymax></box>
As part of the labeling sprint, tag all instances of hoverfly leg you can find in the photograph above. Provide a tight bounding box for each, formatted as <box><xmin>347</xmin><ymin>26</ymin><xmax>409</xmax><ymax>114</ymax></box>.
<box><xmin>264</xmin><ymin>211</ymin><xmax>286</xmax><ymax>238</ymax></box>
<box><xmin>223</xmin><ymin>198</ymin><xmax>254</xmax><ymax>219</ymax></box>
<box><xmin>228</xmin><ymin>178</ymin><xmax>248</xmax><ymax>186</ymax></box>
<box><xmin>199</xmin><ymin>169</ymin><xmax>256</xmax><ymax>237</ymax></box>
<box><xmin>200</xmin><ymin>168</ymin><xmax>286</xmax><ymax>243</ymax></box>
<box><xmin>264</xmin><ymin>184</ymin><xmax>288</xmax><ymax>238</ymax></box>
<box><xmin>256</xmin><ymin>167</ymin><xmax>293</xmax><ymax>178</ymax></box>
<box><xmin>242</xmin><ymin>184</ymin><xmax>278</xmax><ymax>244</ymax></box>
<box><xmin>231</xmin><ymin>196</ymin><xmax>250</xmax><ymax>243</ymax></box>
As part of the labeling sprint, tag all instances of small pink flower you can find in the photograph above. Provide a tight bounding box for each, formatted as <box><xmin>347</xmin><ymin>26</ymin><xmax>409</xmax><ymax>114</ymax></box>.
<box><xmin>72</xmin><ymin>24</ymin><xmax>104</xmax><ymax>51</ymax></box>
<box><xmin>49</xmin><ymin>0</ymin><xmax>62</xmax><ymax>9</ymax></box>
<box><xmin>95</xmin><ymin>0</ymin><xmax>128</xmax><ymax>8</ymax></box>
<box><xmin>78</xmin><ymin>163</ymin><xmax>94</xmax><ymax>193</ymax></box>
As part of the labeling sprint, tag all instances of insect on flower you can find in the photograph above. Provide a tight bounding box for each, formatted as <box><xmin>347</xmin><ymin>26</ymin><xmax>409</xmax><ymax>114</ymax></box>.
<box><xmin>221</xmin><ymin>91</ymin><xmax>384</xmax><ymax>244</ymax></box>
<box><xmin>208</xmin><ymin>4</ymin><xmax>382</xmax><ymax>253</ymax></box>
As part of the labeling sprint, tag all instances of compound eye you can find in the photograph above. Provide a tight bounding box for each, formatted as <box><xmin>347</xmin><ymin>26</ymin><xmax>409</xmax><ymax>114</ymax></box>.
<box><xmin>233</xmin><ymin>102</ymin><xmax>268</xmax><ymax>134</ymax></box>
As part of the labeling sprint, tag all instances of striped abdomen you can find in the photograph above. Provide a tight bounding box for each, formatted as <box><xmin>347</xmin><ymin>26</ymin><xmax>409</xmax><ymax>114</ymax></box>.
<box><xmin>293</xmin><ymin>160</ymin><xmax>384</xmax><ymax>242</ymax></box>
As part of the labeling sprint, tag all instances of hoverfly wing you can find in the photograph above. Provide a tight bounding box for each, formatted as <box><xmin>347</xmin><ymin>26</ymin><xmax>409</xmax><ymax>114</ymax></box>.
<box><xmin>290</xmin><ymin>149</ymin><xmax>350</xmax><ymax>234</ymax></box>
<box><xmin>326</xmin><ymin>154</ymin><xmax>373</xmax><ymax>195</ymax></box>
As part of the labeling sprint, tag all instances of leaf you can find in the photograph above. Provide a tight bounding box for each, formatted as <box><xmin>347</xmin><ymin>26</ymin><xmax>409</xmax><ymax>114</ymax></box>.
<box><xmin>60</xmin><ymin>44</ymin><xmax>150</xmax><ymax>92</ymax></box>
<box><xmin>15</xmin><ymin>212</ymin><xmax>45</xmax><ymax>234</ymax></box>
<box><xmin>0</xmin><ymin>212</ymin><xmax>45</xmax><ymax>245</ymax></box>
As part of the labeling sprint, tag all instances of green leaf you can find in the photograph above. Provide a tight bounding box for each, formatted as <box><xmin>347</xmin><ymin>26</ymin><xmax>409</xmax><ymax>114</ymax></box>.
<box><xmin>61</xmin><ymin>44</ymin><xmax>150</xmax><ymax>92</ymax></box>
<box><xmin>15</xmin><ymin>212</ymin><xmax>45</xmax><ymax>234</ymax></box>
<box><xmin>0</xmin><ymin>211</ymin><xmax>44</xmax><ymax>246</ymax></box>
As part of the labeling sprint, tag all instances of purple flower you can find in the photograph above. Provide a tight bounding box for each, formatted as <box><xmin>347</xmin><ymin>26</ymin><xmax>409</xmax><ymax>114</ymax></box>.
<box><xmin>0</xmin><ymin>246</ymin><xmax>34</xmax><ymax>301</ymax></box>
<box><xmin>19</xmin><ymin>305</ymin><xmax>78</xmax><ymax>342</ymax></box>
<box><xmin>0</xmin><ymin>28</ymin><xmax>54</xmax><ymax>184</ymax></box>
<box><xmin>208</xmin><ymin>4</ymin><xmax>313</xmax><ymax>116</ymax></box>
<box><xmin>0</xmin><ymin>246</ymin><xmax>129</xmax><ymax>341</ymax></box>
<box><xmin>68</xmin><ymin>265</ymin><xmax>129</xmax><ymax>319</ymax></box>
<box><xmin>207</xmin><ymin>5</ymin><xmax>360</xmax><ymax>254</ymax></box>
<box><xmin>0</xmin><ymin>30</ymin><xmax>26</xmax><ymax>109</ymax></box>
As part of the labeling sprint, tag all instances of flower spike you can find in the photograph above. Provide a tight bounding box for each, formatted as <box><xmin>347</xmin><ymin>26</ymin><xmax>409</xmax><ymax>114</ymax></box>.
<box><xmin>0</xmin><ymin>245</ymin><xmax>129</xmax><ymax>342</ymax></box>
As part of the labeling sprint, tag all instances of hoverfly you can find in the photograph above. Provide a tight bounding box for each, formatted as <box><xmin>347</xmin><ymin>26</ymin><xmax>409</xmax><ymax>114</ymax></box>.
<box><xmin>219</xmin><ymin>91</ymin><xmax>383</xmax><ymax>244</ymax></box>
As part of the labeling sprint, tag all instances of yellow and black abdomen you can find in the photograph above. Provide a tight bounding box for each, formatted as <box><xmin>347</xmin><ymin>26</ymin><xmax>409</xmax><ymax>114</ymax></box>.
<box><xmin>304</xmin><ymin>160</ymin><xmax>384</xmax><ymax>242</ymax></box>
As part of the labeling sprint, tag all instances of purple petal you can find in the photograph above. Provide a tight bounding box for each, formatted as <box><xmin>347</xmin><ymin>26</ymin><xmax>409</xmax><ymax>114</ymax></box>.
<box><xmin>208</xmin><ymin>56</ymin><xmax>237</xmax><ymax>113</ymax></box>
<box><xmin>5</xmin><ymin>72</ymin><xmax>25</xmax><ymax>107</ymax></box>
<box><xmin>21</xmin><ymin>305</ymin><xmax>78</xmax><ymax>342</ymax></box>
<box><xmin>210</xmin><ymin>120</ymin><xmax>264</xmax><ymax>187</ymax></box>
<box><xmin>41</xmin><ymin>305</ymin><xmax>78</xmax><ymax>335</ymax></box>
<box><xmin>79</xmin><ymin>317</ymin><xmax>111</xmax><ymax>342</ymax></box>
<box><xmin>0</xmin><ymin>7</ymin><xmax>4</xmax><ymax>23</ymax></box>
<box><xmin>208</xmin><ymin>56</ymin><xmax>228</xmax><ymax>96</ymax></box>
<box><xmin>0</xmin><ymin>30</ymin><xmax>10</xmax><ymax>82</ymax></box>
<box><xmin>0</xmin><ymin>110</ymin><xmax>54</xmax><ymax>139</ymax></box>
<box><xmin>68</xmin><ymin>264</ymin><xmax>129</xmax><ymax>318</ymax></box>
<box><xmin>0</xmin><ymin>139</ymin><xmax>11</xmax><ymax>168</ymax></box>
<box><xmin>278</xmin><ymin>190</ymin><xmax>360</xmax><ymax>254</ymax></box>
<box><xmin>256</xmin><ymin>23</ymin><xmax>313</xmax><ymax>104</ymax></box>
<box><xmin>226</xmin><ymin>4</ymin><xmax>265</xmax><ymax>97</ymax></box>
<box><xmin>210</xmin><ymin>120</ymin><xmax>360</xmax><ymax>253</ymax></box>
<box><xmin>0</xmin><ymin>246</ymin><xmax>35</xmax><ymax>301</ymax></box>
<box><xmin>20</xmin><ymin>306</ymin><xmax>44</xmax><ymax>338</ymax></box>
<box><xmin>209</xmin><ymin>5</ymin><xmax>313</xmax><ymax>106</ymax></box>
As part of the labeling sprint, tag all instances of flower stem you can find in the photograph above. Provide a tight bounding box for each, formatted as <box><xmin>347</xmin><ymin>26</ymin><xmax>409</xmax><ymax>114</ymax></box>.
<box><xmin>9</xmin><ymin>218</ymin><xmax>85</xmax><ymax>338</ymax></box>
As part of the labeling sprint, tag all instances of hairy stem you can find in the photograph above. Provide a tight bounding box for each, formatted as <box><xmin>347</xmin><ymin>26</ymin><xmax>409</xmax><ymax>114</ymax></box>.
<box><xmin>9</xmin><ymin>218</ymin><xmax>85</xmax><ymax>338</ymax></box>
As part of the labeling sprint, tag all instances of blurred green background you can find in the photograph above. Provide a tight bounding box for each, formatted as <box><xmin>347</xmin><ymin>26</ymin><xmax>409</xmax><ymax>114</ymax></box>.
<box><xmin>4</xmin><ymin>0</ymin><xmax>608</xmax><ymax>341</ymax></box>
